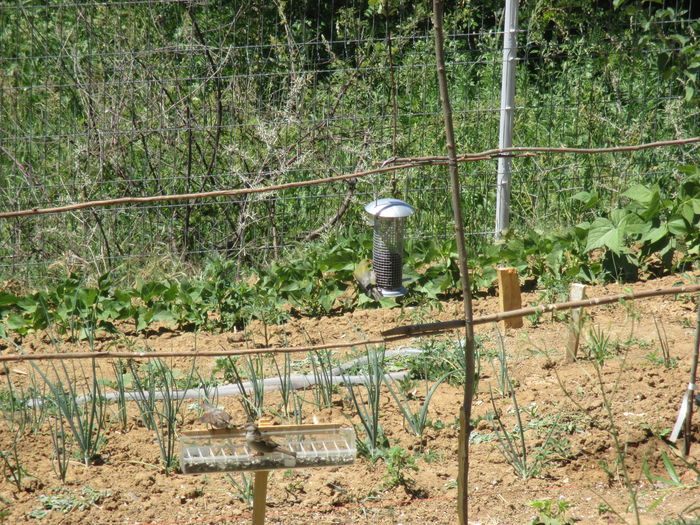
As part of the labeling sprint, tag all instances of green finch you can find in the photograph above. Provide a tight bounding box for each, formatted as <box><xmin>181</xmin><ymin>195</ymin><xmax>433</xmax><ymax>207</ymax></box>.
<box><xmin>353</xmin><ymin>259</ymin><xmax>383</xmax><ymax>300</ymax></box>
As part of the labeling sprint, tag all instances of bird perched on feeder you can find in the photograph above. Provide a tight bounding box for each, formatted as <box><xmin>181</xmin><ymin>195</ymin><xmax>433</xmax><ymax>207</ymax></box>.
<box><xmin>353</xmin><ymin>258</ymin><xmax>383</xmax><ymax>300</ymax></box>
<box><xmin>243</xmin><ymin>422</ymin><xmax>296</xmax><ymax>457</ymax></box>
<box><xmin>196</xmin><ymin>401</ymin><xmax>233</xmax><ymax>429</ymax></box>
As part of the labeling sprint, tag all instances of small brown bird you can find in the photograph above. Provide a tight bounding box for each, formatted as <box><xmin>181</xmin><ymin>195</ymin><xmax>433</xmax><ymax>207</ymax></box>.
<box><xmin>196</xmin><ymin>401</ymin><xmax>233</xmax><ymax>429</ymax></box>
<box><xmin>244</xmin><ymin>422</ymin><xmax>296</xmax><ymax>457</ymax></box>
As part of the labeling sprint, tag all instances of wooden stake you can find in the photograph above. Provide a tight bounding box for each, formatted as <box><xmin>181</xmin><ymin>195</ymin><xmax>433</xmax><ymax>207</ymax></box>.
<box><xmin>497</xmin><ymin>267</ymin><xmax>523</xmax><ymax>329</ymax></box>
<box><xmin>565</xmin><ymin>283</ymin><xmax>587</xmax><ymax>363</ymax></box>
<box><xmin>252</xmin><ymin>471</ymin><xmax>269</xmax><ymax>525</ymax></box>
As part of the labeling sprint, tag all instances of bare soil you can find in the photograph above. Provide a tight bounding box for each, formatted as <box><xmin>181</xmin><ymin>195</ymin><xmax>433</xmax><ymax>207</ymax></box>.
<box><xmin>1</xmin><ymin>272</ymin><xmax>700</xmax><ymax>524</ymax></box>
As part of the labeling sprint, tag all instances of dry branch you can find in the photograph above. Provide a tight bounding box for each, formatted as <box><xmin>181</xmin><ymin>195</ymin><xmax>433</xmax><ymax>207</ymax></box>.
<box><xmin>303</xmin><ymin>180</ymin><xmax>356</xmax><ymax>242</ymax></box>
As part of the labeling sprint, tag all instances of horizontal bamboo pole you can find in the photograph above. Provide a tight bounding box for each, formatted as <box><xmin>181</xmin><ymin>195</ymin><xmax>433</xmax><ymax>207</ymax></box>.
<box><xmin>381</xmin><ymin>283</ymin><xmax>700</xmax><ymax>336</ymax></box>
<box><xmin>0</xmin><ymin>336</ymin><xmax>402</xmax><ymax>363</ymax></box>
<box><xmin>1</xmin><ymin>137</ymin><xmax>696</xmax><ymax>219</ymax></box>
<box><xmin>382</xmin><ymin>136</ymin><xmax>700</xmax><ymax>164</ymax></box>
<box><xmin>0</xmin><ymin>154</ymin><xmax>518</xmax><ymax>220</ymax></box>
<box><xmin>1</xmin><ymin>283</ymin><xmax>698</xmax><ymax>363</ymax></box>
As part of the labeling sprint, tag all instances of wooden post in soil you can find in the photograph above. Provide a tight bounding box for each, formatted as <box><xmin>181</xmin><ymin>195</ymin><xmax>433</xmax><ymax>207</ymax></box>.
<box><xmin>497</xmin><ymin>267</ymin><xmax>523</xmax><ymax>330</ymax></box>
<box><xmin>252</xmin><ymin>471</ymin><xmax>269</xmax><ymax>525</ymax></box>
<box><xmin>432</xmin><ymin>2</ymin><xmax>476</xmax><ymax>523</ymax></box>
<box><xmin>565</xmin><ymin>283</ymin><xmax>587</xmax><ymax>363</ymax></box>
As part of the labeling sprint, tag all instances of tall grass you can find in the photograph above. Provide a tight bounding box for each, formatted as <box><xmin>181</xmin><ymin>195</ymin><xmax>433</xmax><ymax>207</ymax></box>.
<box><xmin>0</xmin><ymin>430</ymin><xmax>28</xmax><ymax>491</ymax></box>
<box><xmin>342</xmin><ymin>346</ymin><xmax>387</xmax><ymax>455</ymax></box>
<box><xmin>31</xmin><ymin>359</ymin><xmax>106</xmax><ymax>466</ymax></box>
<box><xmin>556</xmin><ymin>326</ymin><xmax>642</xmax><ymax>524</ymax></box>
<box><xmin>310</xmin><ymin>350</ymin><xmax>335</xmax><ymax>408</ymax></box>
<box><xmin>48</xmin><ymin>415</ymin><xmax>70</xmax><ymax>483</ymax></box>
<box><xmin>109</xmin><ymin>359</ymin><xmax>129</xmax><ymax>429</ymax></box>
<box><xmin>127</xmin><ymin>359</ymin><xmax>194</xmax><ymax>471</ymax></box>
<box><xmin>221</xmin><ymin>356</ymin><xmax>266</xmax><ymax>422</ymax></box>
<box><xmin>386</xmin><ymin>370</ymin><xmax>453</xmax><ymax>437</ymax></box>
<box><xmin>271</xmin><ymin>353</ymin><xmax>293</xmax><ymax>418</ymax></box>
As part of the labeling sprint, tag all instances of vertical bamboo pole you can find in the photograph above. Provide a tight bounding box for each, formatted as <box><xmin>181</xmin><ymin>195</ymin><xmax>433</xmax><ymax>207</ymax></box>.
<box><xmin>432</xmin><ymin>2</ymin><xmax>476</xmax><ymax>524</ymax></box>
<box><xmin>252</xmin><ymin>471</ymin><xmax>269</xmax><ymax>525</ymax></box>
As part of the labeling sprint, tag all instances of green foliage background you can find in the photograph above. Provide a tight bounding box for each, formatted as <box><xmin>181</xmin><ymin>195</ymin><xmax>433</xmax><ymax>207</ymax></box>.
<box><xmin>0</xmin><ymin>0</ymin><xmax>699</xmax><ymax>336</ymax></box>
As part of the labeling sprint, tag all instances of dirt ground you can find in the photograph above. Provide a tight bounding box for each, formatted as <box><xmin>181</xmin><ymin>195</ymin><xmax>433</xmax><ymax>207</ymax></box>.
<box><xmin>2</xmin><ymin>272</ymin><xmax>700</xmax><ymax>524</ymax></box>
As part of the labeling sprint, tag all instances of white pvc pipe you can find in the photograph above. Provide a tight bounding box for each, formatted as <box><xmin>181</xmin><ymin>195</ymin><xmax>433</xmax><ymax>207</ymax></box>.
<box><xmin>43</xmin><ymin>347</ymin><xmax>425</xmax><ymax>406</ymax></box>
<box><xmin>495</xmin><ymin>0</ymin><xmax>519</xmax><ymax>240</ymax></box>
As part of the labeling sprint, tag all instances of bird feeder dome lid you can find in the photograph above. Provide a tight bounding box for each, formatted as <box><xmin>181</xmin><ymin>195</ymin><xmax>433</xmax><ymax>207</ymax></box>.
<box><xmin>364</xmin><ymin>198</ymin><xmax>414</xmax><ymax>218</ymax></box>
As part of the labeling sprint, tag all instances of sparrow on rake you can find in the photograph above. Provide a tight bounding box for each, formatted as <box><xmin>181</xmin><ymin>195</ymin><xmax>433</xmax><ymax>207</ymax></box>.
<box><xmin>196</xmin><ymin>401</ymin><xmax>233</xmax><ymax>429</ymax></box>
<box><xmin>244</xmin><ymin>422</ymin><xmax>296</xmax><ymax>457</ymax></box>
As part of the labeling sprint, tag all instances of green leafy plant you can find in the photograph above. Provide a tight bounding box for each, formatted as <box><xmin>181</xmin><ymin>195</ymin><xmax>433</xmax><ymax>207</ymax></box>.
<box><xmin>0</xmin><ymin>371</ymin><xmax>31</xmax><ymax>435</ymax></box>
<box><xmin>652</xmin><ymin>316</ymin><xmax>677</xmax><ymax>368</ymax></box>
<box><xmin>642</xmin><ymin>450</ymin><xmax>700</xmax><ymax>512</ymax></box>
<box><xmin>556</xmin><ymin>328</ymin><xmax>642</xmax><ymax>524</ymax></box>
<box><xmin>401</xmin><ymin>336</ymin><xmax>480</xmax><ymax>386</ymax></box>
<box><xmin>625</xmin><ymin>3</ymin><xmax>700</xmax><ymax>103</ymax></box>
<box><xmin>214</xmin><ymin>355</ymin><xmax>266</xmax><ymax>422</ymax></box>
<box><xmin>237</xmin><ymin>356</ymin><xmax>266</xmax><ymax>422</ymax></box>
<box><xmin>582</xmin><ymin>326</ymin><xmax>617</xmax><ymax>364</ymax></box>
<box><xmin>271</xmin><ymin>353</ymin><xmax>293</xmax><ymax>418</ymax></box>
<box><xmin>108</xmin><ymin>359</ymin><xmax>130</xmax><ymax>429</ymax></box>
<box><xmin>643</xmin><ymin>451</ymin><xmax>686</xmax><ymax>489</ymax></box>
<box><xmin>381</xmin><ymin>446</ymin><xmax>419</xmax><ymax>490</ymax></box>
<box><xmin>492</xmin><ymin>327</ymin><xmax>512</xmax><ymax>397</ymax></box>
<box><xmin>3</xmin><ymin>167</ymin><xmax>700</xmax><ymax>341</ymax></box>
<box><xmin>527</xmin><ymin>498</ymin><xmax>575</xmax><ymax>525</ymax></box>
<box><xmin>27</xmin><ymin>486</ymin><xmax>110</xmax><ymax>519</ymax></box>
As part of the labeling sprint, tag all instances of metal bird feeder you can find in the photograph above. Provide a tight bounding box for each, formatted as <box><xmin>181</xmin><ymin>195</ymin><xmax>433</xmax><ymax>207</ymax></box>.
<box><xmin>364</xmin><ymin>198</ymin><xmax>414</xmax><ymax>297</ymax></box>
<box><xmin>180</xmin><ymin>423</ymin><xmax>356</xmax><ymax>525</ymax></box>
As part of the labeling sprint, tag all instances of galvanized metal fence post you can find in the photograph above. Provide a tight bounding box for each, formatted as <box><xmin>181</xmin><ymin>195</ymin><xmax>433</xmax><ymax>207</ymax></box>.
<box><xmin>495</xmin><ymin>0</ymin><xmax>519</xmax><ymax>240</ymax></box>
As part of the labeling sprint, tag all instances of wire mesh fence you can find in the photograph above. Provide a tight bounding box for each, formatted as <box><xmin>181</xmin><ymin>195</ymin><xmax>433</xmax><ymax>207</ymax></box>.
<box><xmin>1</xmin><ymin>1</ymin><xmax>698</xmax><ymax>281</ymax></box>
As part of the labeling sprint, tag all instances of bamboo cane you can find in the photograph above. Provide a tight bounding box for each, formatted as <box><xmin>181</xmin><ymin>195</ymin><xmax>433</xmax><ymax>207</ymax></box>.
<box><xmin>432</xmin><ymin>2</ymin><xmax>476</xmax><ymax>523</ymax></box>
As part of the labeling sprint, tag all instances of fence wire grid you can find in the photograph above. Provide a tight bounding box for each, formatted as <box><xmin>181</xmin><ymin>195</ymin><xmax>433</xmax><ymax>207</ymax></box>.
<box><xmin>1</xmin><ymin>0</ymin><xmax>699</xmax><ymax>279</ymax></box>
